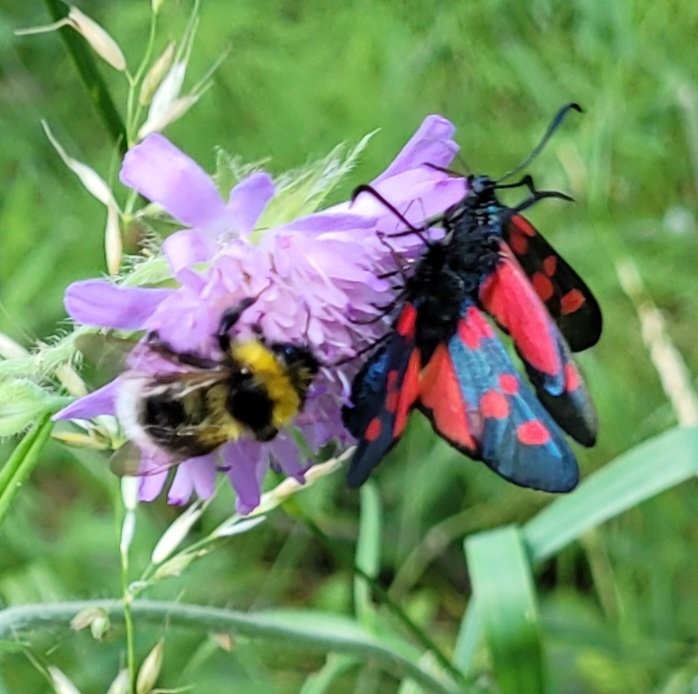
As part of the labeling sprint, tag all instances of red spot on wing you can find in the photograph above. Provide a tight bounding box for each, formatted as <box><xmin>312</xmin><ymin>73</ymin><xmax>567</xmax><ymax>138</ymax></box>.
<box><xmin>458</xmin><ymin>306</ymin><xmax>494</xmax><ymax>349</ymax></box>
<box><xmin>480</xmin><ymin>390</ymin><xmax>510</xmax><ymax>419</ymax></box>
<box><xmin>499</xmin><ymin>373</ymin><xmax>519</xmax><ymax>394</ymax></box>
<box><xmin>564</xmin><ymin>362</ymin><xmax>581</xmax><ymax>392</ymax></box>
<box><xmin>420</xmin><ymin>345</ymin><xmax>477</xmax><ymax>451</ymax></box>
<box><xmin>396</xmin><ymin>303</ymin><xmax>417</xmax><ymax>337</ymax></box>
<box><xmin>517</xmin><ymin>420</ymin><xmax>552</xmax><ymax>445</ymax></box>
<box><xmin>508</xmin><ymin>227</ymin><xmax>529</xmax><ymax>255</ymax></box>
<box><xmin>542</xmin><ymin>255</ymin><xmax>558</xmax><ymax>277</ymax></box>
<box><xmin>511</xmin><ymin>214</ymin><xmax>536</xmax><ymax>237</ymax></box>
<box><xmin>560</xmin><ymin>289</ymin><xmax>585</xmax><ymax>315</ymax></box>
<box><xmin>532</xmin><ymin>272</ymin><xmax>555</xmax><ymax>302</ymax></box>
<box><xmin>394</xmin><ymin>349</ymin><xmax>421</xmax><ymax>437</ymax></box>
<box><xmin>385</xmin><ymin>369</ymin><xmax>400</xmax><ymax>412</ymax></box>
<box><xmin>365</xmin><ymin>417</ymin><xmax>382</xmax><ymax>442</ymax></box>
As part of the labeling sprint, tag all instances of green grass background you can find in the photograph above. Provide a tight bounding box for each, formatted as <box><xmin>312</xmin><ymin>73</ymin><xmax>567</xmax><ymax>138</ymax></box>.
<box><xmin>1</xmin><ymin>1</ymin><xmax>698</xmax><ymax>691</ymax></box>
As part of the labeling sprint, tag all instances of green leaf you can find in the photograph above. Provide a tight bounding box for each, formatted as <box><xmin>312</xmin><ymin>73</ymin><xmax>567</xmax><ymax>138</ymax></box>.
<box><xmin>465</xmin><ymin>525</ymin><xmax>545</xmax><ymax>694</ymax></box>
<box><xmin>354</xmin><ymin>481</ymin><xmax>381</xmax><ymax>629</ymax></box>
<box><xmin>524</xmin><ymin>426</ymin><xmax>698</xmax><ymax>562</ymax></box>
<box><xmin>0</xmin><ymin>414</ymin><xmax>53</xmax><ymax>526</ymax></box>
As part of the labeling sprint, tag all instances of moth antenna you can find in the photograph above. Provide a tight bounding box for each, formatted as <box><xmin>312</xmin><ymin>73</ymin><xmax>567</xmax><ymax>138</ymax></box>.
<box><xmin>497</xmin><ymin>102</ymin><xmax>583</xmax><ymax>184</ymax></box>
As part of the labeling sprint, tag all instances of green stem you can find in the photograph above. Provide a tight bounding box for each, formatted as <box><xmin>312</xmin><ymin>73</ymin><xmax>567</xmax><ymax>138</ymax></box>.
<box><xmin>125</xmin><ymin>11</ymin><xmax>158</xmax><ymax>146</ymax></box>
<box><xmin>0</xmin><ymin>600</ymin><xmax>460</xmax><ymax>694</ymax></box>
<box><xmin>119</xmin><ymin>510</ymin><xmax>137</xmax><ymax>692</ymax></box>
<box><xmin>0</xmin><ymin>415</ymin><xmax>53</xmax><ymax>527</ymax></box>
<box><xmin>43</xmin><ymin>0</ymin><xmax>127</xmax><ymax>155</ymax></box>
<box><xmin>301</xmin><ymin>517</ymin><xmax>468</xmax><ymax>690</ymax></box>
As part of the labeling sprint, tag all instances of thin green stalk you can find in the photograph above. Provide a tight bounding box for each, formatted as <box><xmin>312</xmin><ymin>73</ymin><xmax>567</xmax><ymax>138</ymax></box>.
<box><xmin>0</xmin><ymin>415</ymin><xmax>53</xmax><ymax>527</ymax></box>
<box><xmin>300</xmin><ymin>516</ymin><xmax>468</xmax><ymax>690</ymax></box>
<box><xmin>0</xmin><ymin>600</ymin><xmax>460</xmax><ymax>694</ymax></box>
<box><xmin>43</xmin><ymin>0</ymin><xmax>127</xmax><ymax>154</ymax></box>
<box><xmin>125</xmin><ymin>11</ymin><xmax>159</xmax><ymax>146</ymax></box>
<box><xmin>121</xmin><ymin>565</ymin><xmax>136</xmax><ymax>694</ymax></box>
<box><xmin>118</xmin><ymin>482</ymin><xmax>139</xmax><ymax>694</ymax></box>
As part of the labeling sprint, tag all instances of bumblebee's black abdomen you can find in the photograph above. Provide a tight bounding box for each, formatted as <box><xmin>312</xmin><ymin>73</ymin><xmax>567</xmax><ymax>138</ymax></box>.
<box><xmin>143</xmin><ymin>392</ymin><xmax>214</xmax><ymax>456</ymax></box>
<box><xmin>145</xmin><ymin>397</ymin><xmax>188</xmax><ymax>430</ymax></box>
<box><xmin>227</xmin><ymin>386</ymin><xmax>276</xmax><ymax>440</ymax></box>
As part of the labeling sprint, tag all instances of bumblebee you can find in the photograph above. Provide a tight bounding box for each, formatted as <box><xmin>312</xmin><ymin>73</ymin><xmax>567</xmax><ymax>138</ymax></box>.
<box><xmin>115</xmin><ymin>297</ymin><xmax>319</xmax><ymax>470</ymax></box>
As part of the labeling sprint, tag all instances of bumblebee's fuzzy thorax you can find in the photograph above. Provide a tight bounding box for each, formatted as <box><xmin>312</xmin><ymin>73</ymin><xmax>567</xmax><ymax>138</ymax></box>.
<box><xmin>230</xmin><ymin>340</ymin><xmax>309</xmax><ymax>430</ymax></box>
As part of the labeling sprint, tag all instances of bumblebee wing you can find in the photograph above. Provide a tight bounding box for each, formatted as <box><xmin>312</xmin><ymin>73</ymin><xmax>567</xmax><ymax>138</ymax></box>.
<box><xmin>504</xmin><ymin>213</ymin><xmax>602</xmax><ymax>351</ymax></box>
<box><xmin>109</xmin><ymin>441</ymin><xmax>183</xmax><ymax>477</ymax></box>
<box><xmin>342</xmin><ymin>304</ymin><xmax>422</xmax><ymax>487</ymax></box>
<box><xmin>74</xmin><ymin>333</ymin><xmax>138</xmax><ymax>379</ymax></box>
<box><xmin>418</xmin><ymin>301</ymin><xmax>579</xmax><ymax>492</ymax></box>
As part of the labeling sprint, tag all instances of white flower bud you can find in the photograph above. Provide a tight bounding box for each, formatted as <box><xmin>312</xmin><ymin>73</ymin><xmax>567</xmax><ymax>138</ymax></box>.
<box><xmin>70</xmin><ymin>606</ymin><xmax>110</xmax><ymax>640</ymax></box>
<box><xmin>151</xmin><ymin>500</ymin><xmax>204</xmax><ymax>565</ymax></box>
<box><xmin>139</xmin><ymin>42</ymin><xmax>176</xmax><ymax>107</ymax></box>
<box><xmin>42</xmin><ymin>121</ymin><xmax>120</xmax><ymax>210</ymax></box>
<box><xmin>106</xmin><ymin>669</ymin><xmax>130</xmax><ymax>694</ymax></box>
<box><xmin>67</xmin><ymin>7</ymin><xmax>126</xmax><ymax>72</ymax></box>
<box><xmin>48</xmin><ymin>667</ymin><xmax>81</xmax><ymax>694</ymax></box>
<box><xmin>136</xmin><ymin>639</ymin><xmax>164</xmax><ymax>694</ymax></box>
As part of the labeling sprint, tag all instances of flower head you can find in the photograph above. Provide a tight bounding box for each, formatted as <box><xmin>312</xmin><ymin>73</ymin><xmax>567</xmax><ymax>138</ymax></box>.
<box><xmin>56</xmin><ymin>116</ymin><xmax>466</xmax><ymax>512</ymax></box>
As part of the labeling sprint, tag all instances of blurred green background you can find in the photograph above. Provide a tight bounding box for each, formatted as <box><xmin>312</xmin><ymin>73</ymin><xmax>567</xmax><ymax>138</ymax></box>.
<box><xmin>1</xmin><ymin>1</ymin><xmax>698</xmax><ymax>691</ymax></box>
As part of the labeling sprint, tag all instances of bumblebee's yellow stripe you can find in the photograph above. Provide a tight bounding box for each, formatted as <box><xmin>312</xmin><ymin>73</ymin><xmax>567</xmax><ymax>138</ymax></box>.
<box><xmin>231</xmin><ymin>341</ymin><xmax>301</xmax><ymax>427</ymax></box>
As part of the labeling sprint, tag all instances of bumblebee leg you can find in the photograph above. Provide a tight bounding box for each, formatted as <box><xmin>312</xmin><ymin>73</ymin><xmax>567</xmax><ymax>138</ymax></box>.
<box><xmin>217</xmin><ymin>283</ymin><xmax>273</xmax><ymax>352</ymax></box>
<box><xmin>146</xmin><ymin>332</ymin><xmax>219</xmax><ymax>368</ymax></box>
<box><xmin>217</xmin><ymin>298</ymin><xmax>257</xmax><ymax>352</ymax></box>
<box><xmin>255</xmin><ymin>425</ymin><xmax>278</xmax><ymax>442</ymax></box>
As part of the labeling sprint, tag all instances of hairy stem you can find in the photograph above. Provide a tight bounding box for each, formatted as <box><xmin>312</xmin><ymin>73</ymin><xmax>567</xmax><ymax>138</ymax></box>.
<box><xmin>0</xmin><ymin>600</ymin><xmax>461</xmax><ymax>693</ymax></box>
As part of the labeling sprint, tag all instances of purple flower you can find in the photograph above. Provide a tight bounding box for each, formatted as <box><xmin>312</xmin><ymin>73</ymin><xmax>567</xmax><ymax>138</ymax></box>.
<box><xmin>56</xmin><ymin>116</ymin><xmax>467</xmax><ymax>513</ymax></box>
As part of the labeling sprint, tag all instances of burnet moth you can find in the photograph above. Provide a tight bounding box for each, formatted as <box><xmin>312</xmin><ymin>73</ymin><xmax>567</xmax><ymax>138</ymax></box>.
<box><xmin>342</xmin><ymin>103</ymin><xmax>600</xmax><ymax>492</ymax></box>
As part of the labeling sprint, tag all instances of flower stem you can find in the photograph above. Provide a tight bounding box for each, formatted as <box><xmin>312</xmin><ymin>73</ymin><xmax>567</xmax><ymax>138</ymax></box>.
<box><xmin>118</xmin><ymin>478</ymin><xmax>140</xmax><ymax>693</ymax></box>
<box><xmin>0</xmin><ymin>600</ymin><xmax>462</xmax><ymax>693</ymax></box>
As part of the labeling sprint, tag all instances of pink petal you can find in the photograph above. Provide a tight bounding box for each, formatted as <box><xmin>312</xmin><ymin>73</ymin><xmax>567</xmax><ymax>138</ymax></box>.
<box><xmin>163</xmin><ymin>229</ymin><xmax>216</xmax><ymax>273</ymax></box>
<box><xmin>65</xmin><ymin>280</ymin><xmax>172</xmax><ymax>329</ymax></box>
<box><xmin>188</xmin><ymin>453</ymin><xmax>217</xmax><ymax>499</ymax></box>
<box><xmin>225</xmin><ymin>172</ymin><xmax>275</xmax><ymax>235</ymax></box>
<box><xmin>268</xmin><ymin>432</ymin><xmax>306</xmax><ymax>483</ymax></box>
<box><xmin>139</xmin><ymin>470</ymin><xmax>169</xmax><ymax>501</ymax></box>
<box><xmin>374</xmin><ymin>115</ymin><xmax>458</xmax><ymax>183</ymax></box>
<box><xmin>120</xmin><ymin>134</ymin><xmax>226</xmax><ymax>227</ymax></box>
<box><xmin>224</xmin><ymin>440</ymin><xmax>264</xmax><ymax>514</ymax></box>
<box><xmin>168</xmin><ymin>466</ymin><xmax>193</xmax><ymax>506</ymax></box>
<box><xmin>285</xmin><ymin>212</ymin><xmax>378</xmax><ymax>232</ymax></box>
<box><xmin>53</xmin><ymin>379</ymin><xmax>120</xmax><ymax>420</ymax></box>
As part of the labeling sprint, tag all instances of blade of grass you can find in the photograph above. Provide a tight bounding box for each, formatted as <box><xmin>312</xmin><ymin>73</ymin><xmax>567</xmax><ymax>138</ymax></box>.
<box><xmin>43</xmin><ymin>0</ymin><xmax>127</xmax><ymax>153</ymax></box>
<box><xmin>465</xmin><ymin>525</ymin><xmax>545</xmax><ymax>694</ymax></box>
<box><xmin>300</xmin><ymin>514</ymin><xmax>468</xmax><ymax>689</ymax></box>
<box><xmin>0</xmin><ymin>414</ymin><xmax>53</xmax><ymax>526</ymax></box>
<box><xmin>524</xmin><ymin>426</ymin><xmax>698</xmax><ymax>562</ymax></box>
<box><xmin>301</xmin><ymin>654</ymin><xmax>359</xmax><ymax>694</ymax></box>
<box><xmin>354</xmin><ymin>482</ymin><xmax>381</xmax><ymax>629</ymax></box>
